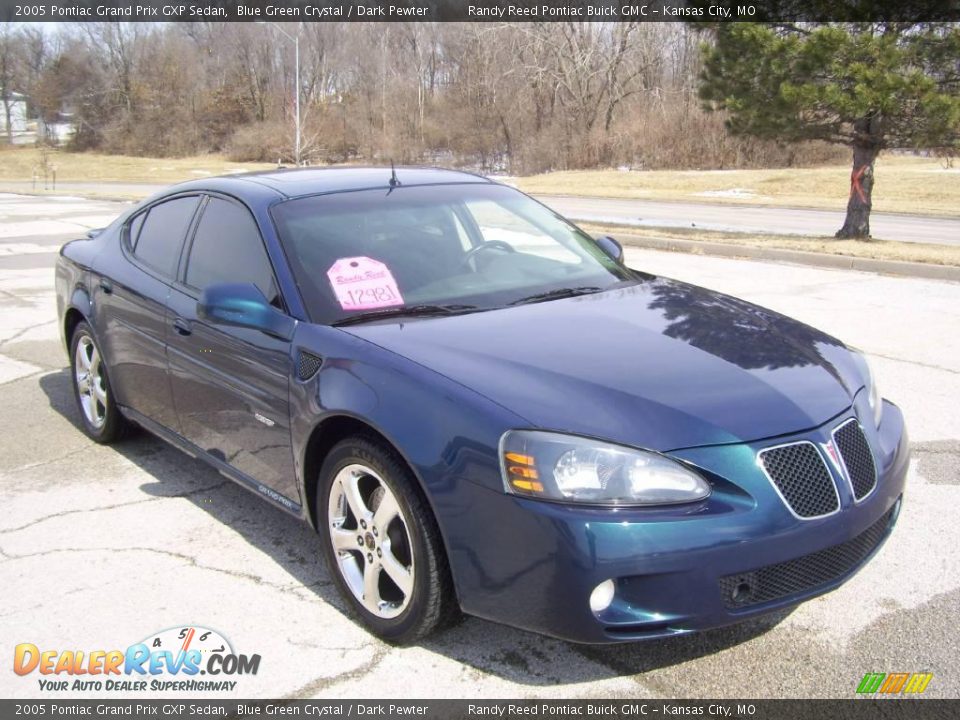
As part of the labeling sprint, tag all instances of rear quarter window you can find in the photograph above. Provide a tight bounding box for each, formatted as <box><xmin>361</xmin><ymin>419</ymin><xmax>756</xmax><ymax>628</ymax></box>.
<box><xmin>126</xmin><ymin>212</ymin><xmax>146</xmax><ymax>249</ymax></box>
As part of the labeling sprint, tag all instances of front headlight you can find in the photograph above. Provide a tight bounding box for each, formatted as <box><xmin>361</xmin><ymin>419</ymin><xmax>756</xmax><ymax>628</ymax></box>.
<box><xmin>851</xmin><ymin>349</ymin><xmax>883</xmax><ymax>428</ymax></box>
<box><xmin>500</xmin><ymin>430</ymin><xmax>711</xmax><ymax>506</ymax></box>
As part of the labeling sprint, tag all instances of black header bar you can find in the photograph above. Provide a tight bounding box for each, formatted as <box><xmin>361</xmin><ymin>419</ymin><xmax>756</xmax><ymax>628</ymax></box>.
<box><xmin>3</xmin><ymin>0</ymin><xmax>960</xmax><ymax>23</ymax></box>
<box><xmin>2</xmin><ymin>700</ymin><xmax>959</xmax><ymax>719</ymax></box>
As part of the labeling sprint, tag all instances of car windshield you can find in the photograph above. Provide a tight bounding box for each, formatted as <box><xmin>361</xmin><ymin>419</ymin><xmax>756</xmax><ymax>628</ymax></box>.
<box><xmin>271</xmin><ymin>182</ymin><xmax>637</xmax><ymax>325</ymax></box>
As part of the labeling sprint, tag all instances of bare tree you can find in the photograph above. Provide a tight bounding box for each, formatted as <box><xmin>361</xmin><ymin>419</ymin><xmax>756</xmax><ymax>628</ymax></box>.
<box><xmin>13</xmin><ymin>21</ymin><xmax>838</xmax><ymax>171</ymax></box>
<box><xmin>0</xmin><ymin>23</ymin><xmax>18</xmax><ymax>143</ymax></box>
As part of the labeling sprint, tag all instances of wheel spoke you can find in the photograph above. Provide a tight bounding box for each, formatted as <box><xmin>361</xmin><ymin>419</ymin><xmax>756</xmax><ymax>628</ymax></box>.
<box><xmin>92</xmin><ymin>379</ymin><xmax>107</xmax><ymax>407</ymax></box>
<box><xmin>330</xmin><ymin>526</ymin><xmax>358</xmax><ymax>553</ymax></box>
<box><xmin>362</xmin><ymin>560</ymin><xmax>382</xmax><ymax>612</ymax></box>
<box><xmin>83</xmin><ymin>393</ymin><xmax>99</xmax><ymax>424</ymax></box>
<box><xmin>327</xmin><ymin>462</ymin><xmax>415</xmax><ymax>620</ymax></box>
<box><xmin>373</xmin><ymin>488</ymin><xmax>400</xmax><ymax>530</ymax></box>
<box><xmin>342</xmin><ymin>471</ymin><xmax>371</xmax><ymax>523</ymax></box>
<box><xmin>380</xmin><ymin>545</ymin><xmax>413</xmax><ymax>597</ymax></box>
<box><xmin>77</xmin><ymin>341</ymin><xmax>91</xmax><ymax>372</ymax></box>
<box><xmin>73</xmin><ymin>337</ymin><xmax>107</xmax><ymax>428</ymax></box>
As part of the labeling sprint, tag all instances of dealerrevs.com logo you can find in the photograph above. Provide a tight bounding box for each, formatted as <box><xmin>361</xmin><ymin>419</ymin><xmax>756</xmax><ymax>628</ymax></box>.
<box><xmin>13</xmin><ymin>626</ymin><xmax>261</xmax><ymax>692</ymax></box>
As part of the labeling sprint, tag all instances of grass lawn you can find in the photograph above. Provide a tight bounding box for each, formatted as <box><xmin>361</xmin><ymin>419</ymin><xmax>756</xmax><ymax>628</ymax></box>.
<box><xmin>580</xmin><ymin>223</ymin><xmax>960</xmax><ymax>268</ymax></box>
<box><xmin>0</xmin><ymin>146</ymin><xmax>273</xmax><ymax>184</ymax></box>
<box><xmin>2</xmin><ymin>148</ymin><xmax>955</xmax><ymax>219</ymax></box>
<box><xmin>517</xmin><ymin>155</ymin><xmax>960</xmax><ymax>218</ymax></box>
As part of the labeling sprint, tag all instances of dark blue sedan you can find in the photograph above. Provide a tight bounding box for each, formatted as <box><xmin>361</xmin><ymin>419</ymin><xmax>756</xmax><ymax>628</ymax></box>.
<box><xmin>55</xmin><ymin>168</ymin><xmax>908</xmax><ymax>644</ymax></box>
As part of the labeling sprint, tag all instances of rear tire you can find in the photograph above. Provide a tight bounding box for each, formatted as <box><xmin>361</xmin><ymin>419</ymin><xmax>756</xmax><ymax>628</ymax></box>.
<box><xmin>69</xmin><ymin>321</ymin><xmax>131</xmax><ymax>444</ymax></box>
<box><xmin>317</xmin><ymin>436</ymin><xmax>459</xmax><ymax>643</ymax></box>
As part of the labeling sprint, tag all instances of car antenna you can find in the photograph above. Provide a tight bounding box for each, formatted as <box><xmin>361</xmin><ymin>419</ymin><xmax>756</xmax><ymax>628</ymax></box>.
<box><xmin>389</xmin><ymin>161</ymin><xmax>401</xmax><ymax>188</ymax></box>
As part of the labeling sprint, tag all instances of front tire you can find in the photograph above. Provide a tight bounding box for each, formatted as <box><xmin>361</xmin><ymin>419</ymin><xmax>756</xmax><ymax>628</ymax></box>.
<box><xmin>69</xmin><ymin>321</ymin><xmax>130</xmax><ymax>443</ymax></box>
<box><xmin>317</xmin><ymin>437</ymin><xmax>458</xmax><ymax>643</ymax></box>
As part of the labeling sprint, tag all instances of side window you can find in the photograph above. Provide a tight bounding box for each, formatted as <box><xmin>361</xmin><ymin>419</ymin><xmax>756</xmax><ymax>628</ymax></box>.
<box><xmin>185</xmin><ymin>198</ymin><xmax>280</xmax><ymax>307</ymax></box>
<box><xmin>133</xmin><ymin>196</ymin><xmax>201</xmax><ymax>277</ymax></box>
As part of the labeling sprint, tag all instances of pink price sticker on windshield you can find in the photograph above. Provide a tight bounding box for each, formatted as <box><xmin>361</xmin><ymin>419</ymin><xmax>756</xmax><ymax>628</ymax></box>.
<box><xmin>327</xmin><ymin>257</ymin><xmax>404</xmax><ymax>311</ymax></box>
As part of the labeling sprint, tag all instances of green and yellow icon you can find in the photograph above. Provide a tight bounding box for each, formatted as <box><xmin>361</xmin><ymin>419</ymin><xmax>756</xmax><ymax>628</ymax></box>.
<box><xmin>856</xmin><ymin>672</ymin><xmax>933</xmax><ymax>694</ymax></box>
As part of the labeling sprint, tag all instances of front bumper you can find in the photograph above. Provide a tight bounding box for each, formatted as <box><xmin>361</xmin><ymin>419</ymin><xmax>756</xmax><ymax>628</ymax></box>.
<box><xmin>449</xmin><ymin>400</ymin><xmax>909</xmax><ymax>644</ymax></box>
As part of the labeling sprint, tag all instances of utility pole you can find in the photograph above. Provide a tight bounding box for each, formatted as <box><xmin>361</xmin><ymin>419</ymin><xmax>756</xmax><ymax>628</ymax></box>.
<box><xmin>258</xmin><ymin>22</ymin><xmax>301</xmax><ymax>166</ymax></box>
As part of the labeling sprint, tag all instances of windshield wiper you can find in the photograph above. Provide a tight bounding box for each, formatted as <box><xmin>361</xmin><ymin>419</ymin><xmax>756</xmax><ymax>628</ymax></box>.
<box><xmin>332</xmin><ymin>304</ymin><xmax>479</xmax><ymax>327</ymax></box>
<box><xmin>508</xmin><ymin>286</ymin><xmax>604</xmax><ymax>306</ymax></box>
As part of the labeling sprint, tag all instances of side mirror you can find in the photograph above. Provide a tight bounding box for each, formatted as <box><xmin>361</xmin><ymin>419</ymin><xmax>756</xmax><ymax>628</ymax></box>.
<box><xmin>197</xmin><ymin>283</ymin><xmax>295</xmax><ymax>341</ymax></box>
<box><xmin>595</xmin><ymin>235</ymin><xmax>624</xmax><ymax>264</ymax></box>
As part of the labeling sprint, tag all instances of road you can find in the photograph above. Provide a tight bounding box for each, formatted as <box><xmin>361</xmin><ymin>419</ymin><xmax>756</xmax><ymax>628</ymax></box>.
<box><xmin>539</xmin><ymin>195</ymin><xmax>960</xmax><ymax>245</ymax></box>
<box><xmin>2</xmin><ymin>179</ymin><xmax>958</xmax><ymax>245</ymax></box>
<box><xmin>1</xmin><ymin>193</ymin><xmax>958</xmax><ymax>699</ymax></box>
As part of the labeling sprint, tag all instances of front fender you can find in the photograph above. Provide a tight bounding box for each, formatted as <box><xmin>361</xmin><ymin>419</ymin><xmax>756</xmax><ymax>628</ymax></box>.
<box><xmin>290</xmin><ymin>324</ymin><xmax>526</xmax><ymax>499</ymax></box>
<box><xmin>288</xmin><ymin>323</ymin><xmax>528</xmax><ymax>603</ymax></box>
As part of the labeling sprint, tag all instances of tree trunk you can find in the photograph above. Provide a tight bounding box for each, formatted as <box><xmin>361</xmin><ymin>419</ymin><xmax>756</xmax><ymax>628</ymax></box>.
<box><xmin>836</xmin><ymin>120</ymin><xmax>881</xmax><ymax>239</ymax></box>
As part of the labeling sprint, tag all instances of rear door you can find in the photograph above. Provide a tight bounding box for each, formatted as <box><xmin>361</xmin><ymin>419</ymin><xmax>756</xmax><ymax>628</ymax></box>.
<box><xmin>96</xmin><ymin>195</ymin><xmax>201</xmax><ymax>430</ymax></box>
<box><xmin>166</xmin><ymin>195</ymin><xmax>298</xmax><ymax>504</ymax></box>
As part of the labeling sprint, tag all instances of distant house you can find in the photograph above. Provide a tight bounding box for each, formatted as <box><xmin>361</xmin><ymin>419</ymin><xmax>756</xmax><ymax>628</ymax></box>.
<box><xmin>41</xmin><ymin>110</ymin><xmax>77</xmax><ymax>145</ymax></box>
<box><xmin>1</xmin><ymin>91</ymin><xmax>29</xmax><ymax>139</ymax></box>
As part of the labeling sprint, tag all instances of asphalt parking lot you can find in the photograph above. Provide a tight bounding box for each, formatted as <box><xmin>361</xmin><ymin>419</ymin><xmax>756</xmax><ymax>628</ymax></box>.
<box><xmin>1</xmin><ymin>192</ymin><xmax>958</xmax><ymax>699</ymax></box>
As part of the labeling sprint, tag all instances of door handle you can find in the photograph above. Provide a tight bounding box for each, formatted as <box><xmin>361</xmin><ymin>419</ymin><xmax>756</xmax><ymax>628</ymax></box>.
<box><xmin>98</xmin><ymin>278</ymin><xmax>113</xmax><ymax>294</ymax></box>
<box><xmin>173</xmin><ymin>318</ymin><xmax>192</xmax><ymax>336</ymax></box>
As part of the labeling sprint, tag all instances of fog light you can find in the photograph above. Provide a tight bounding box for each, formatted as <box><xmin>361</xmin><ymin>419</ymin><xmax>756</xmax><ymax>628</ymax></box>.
<box><xmin>589</xmin><ymin>579</ymin><xmax>616</xmax><ymax>614</ymax></box>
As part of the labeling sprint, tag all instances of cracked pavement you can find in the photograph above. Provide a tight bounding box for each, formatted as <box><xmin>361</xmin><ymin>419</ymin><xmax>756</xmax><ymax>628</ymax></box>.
<box><xmin>0</xmin><ymin>193</ymin><xmax>958</xmax><ymax>699</ymax></box>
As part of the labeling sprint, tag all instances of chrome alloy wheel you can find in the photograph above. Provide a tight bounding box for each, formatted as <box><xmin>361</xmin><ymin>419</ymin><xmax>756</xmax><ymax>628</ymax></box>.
<box><xmin>327</xmin><ymin>463</ymin><xmax>415</xmax><ymax>619</ymax></box>
<box><xmin>75</xmin><ymin>335</ymin><xmax>107</xmax><ymax>429</ymax></box>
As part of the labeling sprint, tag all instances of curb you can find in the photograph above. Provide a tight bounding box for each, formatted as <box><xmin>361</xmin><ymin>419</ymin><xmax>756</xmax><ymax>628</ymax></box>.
<box><xmin>541</xmin><ymin>192</ymin><xmax>960</xmax><ymax>222</ymax></box>
<box><xmin>617</xmin><ymin>234</ymin><xmax>960</xmax><ymax>283</ymax></box>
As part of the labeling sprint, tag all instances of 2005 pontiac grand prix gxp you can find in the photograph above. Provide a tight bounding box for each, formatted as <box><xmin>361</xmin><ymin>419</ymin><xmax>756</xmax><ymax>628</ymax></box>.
<box><xmin>55</xmin><ymin>168</ymin><xmax>908</xmax><ymax>644</ymax></box>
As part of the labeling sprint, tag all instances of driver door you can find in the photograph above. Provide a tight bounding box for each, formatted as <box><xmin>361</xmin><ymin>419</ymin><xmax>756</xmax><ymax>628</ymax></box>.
<box><xmin>165</xmin><ymin>195</ymin><xmax>298</xmax><ymax>505</ymax></box>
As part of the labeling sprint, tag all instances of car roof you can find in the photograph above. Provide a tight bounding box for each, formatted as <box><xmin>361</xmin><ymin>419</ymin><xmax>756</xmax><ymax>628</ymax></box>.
<box><xmin>168</xmin><ymin>166</ymin><xmax>495</xmax><ymax>200</ymax></box>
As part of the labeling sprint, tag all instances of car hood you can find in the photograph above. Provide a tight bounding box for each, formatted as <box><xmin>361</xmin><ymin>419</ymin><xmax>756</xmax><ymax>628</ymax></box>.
<box><xmin>341</xmin><ymin>277</ymin><xmax>864</xmax><ymax>451</ymax></box>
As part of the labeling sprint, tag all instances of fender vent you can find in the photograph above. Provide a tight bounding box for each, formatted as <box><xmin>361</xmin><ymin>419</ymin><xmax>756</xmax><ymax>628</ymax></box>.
<box><xmin>297</xmin><ymin>350</ymin><xmax>323</xmax><ymax>380</ymax></box>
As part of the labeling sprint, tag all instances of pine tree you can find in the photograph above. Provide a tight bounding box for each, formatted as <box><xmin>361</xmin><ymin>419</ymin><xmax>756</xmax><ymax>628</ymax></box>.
<box><xmin>698</xmin><ymin>22</ymin><xmax>960</xmax><ymax>238</ymax></box>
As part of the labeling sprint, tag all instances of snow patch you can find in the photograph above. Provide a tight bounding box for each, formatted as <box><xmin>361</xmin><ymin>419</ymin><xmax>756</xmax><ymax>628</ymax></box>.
<box><xmin>694</xmin><ymin>188</ymin><xmax>770</xmax><ymax>200</ymax></box>
<box><xmin>486</xmin><ymin>174</ymin><xmax>518</xmax><ymax>187</ymax></box>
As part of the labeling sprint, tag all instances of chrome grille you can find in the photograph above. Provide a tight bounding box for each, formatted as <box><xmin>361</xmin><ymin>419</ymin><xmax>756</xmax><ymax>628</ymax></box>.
<box><xmin>834</xmin><ymin>420</ymin><xmax>877</xmax><ymax>501</ymax></box>
<box><xmin>758</xmin><ymin>442</ymin><xmax>839</xmax><ymax>518</ymax></box>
